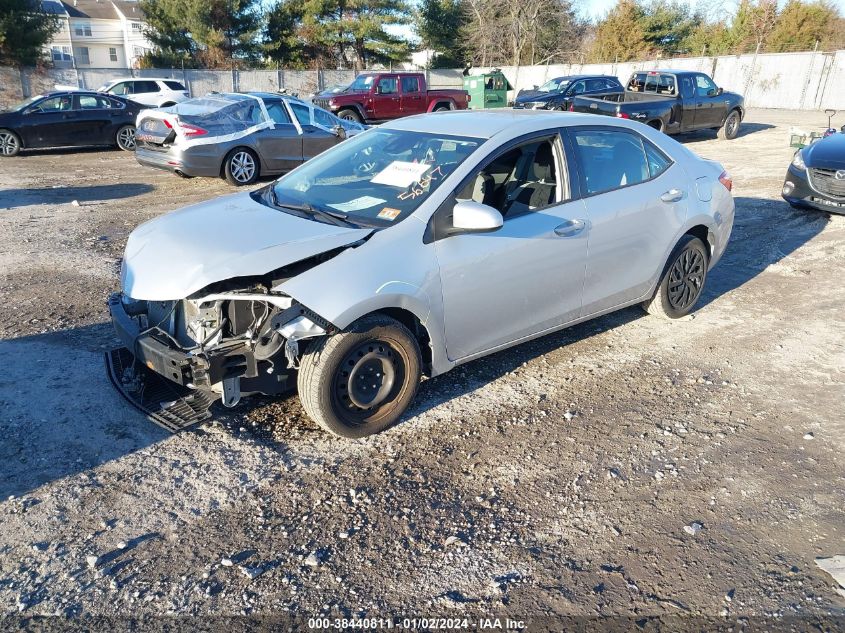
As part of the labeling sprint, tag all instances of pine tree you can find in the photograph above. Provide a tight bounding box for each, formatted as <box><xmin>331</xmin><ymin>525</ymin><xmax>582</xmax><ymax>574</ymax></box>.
<box><xmin>767</xmin><ymin>0</ymin><xmax>838</xmax><ymax>52</ymax></box>
<box><xmin>415</xmin><ymin>0</ymin><xmax>467</xmax><ymax>68</ymax></box>
<box><xmin>588</xmin><ymin>0</ymin><xmax>648</xmax><ymax>63</ymax></box>
<box><xmin>0</xmin><ymin>0</ymin><xmax>61</xmax><ymax>66</ymax></box>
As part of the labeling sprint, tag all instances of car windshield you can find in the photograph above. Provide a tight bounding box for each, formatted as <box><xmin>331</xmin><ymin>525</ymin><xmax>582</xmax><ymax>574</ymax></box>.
<box><xmin>8</xmin><ymin>95</ymin><xmax>44</xmax><ymax>111</ymax></box>
<box><xmin>538</xmin><ymin>78</ymin><xmax>570</xmax><ymax>93</ymax></box>
<box><xmin>269</xmin><ymin>129</ymin><xmax>481</xmax><ymax>228</ymax></box>
<box><xmin>349</xmin><ymin>75</ymin><xmax>375</xmax><ymax>91</ymax></box>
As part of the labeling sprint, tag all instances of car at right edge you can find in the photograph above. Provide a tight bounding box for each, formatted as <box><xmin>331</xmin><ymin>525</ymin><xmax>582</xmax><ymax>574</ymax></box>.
<box><xmin>783</xmin><ymin>128</ymin><xmax>845</xmax><ymax>214</ymax></box>
<box><xmin>108</xmin><ymin>111</ymin><xmax>734</xmax><ymax>438</ymax></box>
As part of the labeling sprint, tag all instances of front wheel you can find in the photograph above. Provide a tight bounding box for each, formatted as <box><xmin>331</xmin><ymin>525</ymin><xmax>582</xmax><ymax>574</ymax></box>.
<box><xmin>297</xmin><ymin>314</ymin><xmax>422</xmax><ymax>438</ymax></box>
<box><xmin>0</xmin><ymin>129</ymin><xmax>21</xmax><ymax>157</ymax></box>
<box><xmin>116</xmin><ymin>125</ymin><xmax>136</xmax><ymax>151</ymax></box>
<box><xmin>643</xmin><ymin>235</ymin><xmax>709</xmax><ymax>319</ymax></box>
<box><xmin>223</xmin><ymin>147</ymin><xmax>259</xmax><ymax>186</ymax></box>
<box><xmin>337</xmin><ymin>109</ymin><xmax>363</xmax><ymax>123</ymax></box>
<box><xmin>718</xmin><ymin>110</ymin><xmax>741</xmax><ymax>140</ymax></box>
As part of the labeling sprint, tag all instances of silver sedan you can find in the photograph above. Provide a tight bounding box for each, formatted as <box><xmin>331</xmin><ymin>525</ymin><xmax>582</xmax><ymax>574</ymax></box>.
<box><xmin>110</xmin><ymin>110</ymin><xmax>734</xmax><ymax>437</ymax></box>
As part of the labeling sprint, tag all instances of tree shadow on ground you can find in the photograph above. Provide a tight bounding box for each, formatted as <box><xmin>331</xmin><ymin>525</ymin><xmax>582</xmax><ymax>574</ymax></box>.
<box><xmin>0</xmin><ymin>183</ymin><xmax>154</xmax><ymax>210</ymax></box>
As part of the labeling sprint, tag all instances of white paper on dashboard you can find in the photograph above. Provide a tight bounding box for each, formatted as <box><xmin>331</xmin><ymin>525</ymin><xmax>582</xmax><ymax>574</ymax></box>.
<box><xmin>327</xmin><ymin>196</ymin><xmax>385</xmax><ymax>212</ymax></box>
<box><xmin>370</xmin><ymin>161</ymin><xmax>431</xmax><ymax>188</ymax></box>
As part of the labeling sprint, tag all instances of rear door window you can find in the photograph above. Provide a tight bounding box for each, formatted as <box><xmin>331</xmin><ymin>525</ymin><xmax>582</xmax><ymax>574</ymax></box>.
<box><xmin>643</xmin><ymin>140</ymin><xmax>672</xmax><ymax>178</ymax></box>
<box><xmin>133</xmin><ymin>81</ymin><xmax>159</xmax><ymax>94</ymax></box>
<box><xmin>164</xmin><ymin>80</ymin><xmax>186</xmax><ymax>91</ymax></box>
<box><xmin>400</xmin><ymin>76</ymin><xmax>420</xmax><ymax>93</ymax></box>
<box><xmin>571</xmin><ymin>128</ymin><xmax>650</xmax><ymax>195</ymax></box>
<box><xmin>77</xmin><ymin>95</ymin><xmax>111</xmax><ymax>109</ymax></box>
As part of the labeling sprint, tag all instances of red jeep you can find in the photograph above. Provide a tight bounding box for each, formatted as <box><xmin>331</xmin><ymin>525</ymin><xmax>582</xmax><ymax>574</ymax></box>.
<box><xmin>312</xmin><ymin>72</ymin><xmax>470</xmax><ymax>124</ymax></box>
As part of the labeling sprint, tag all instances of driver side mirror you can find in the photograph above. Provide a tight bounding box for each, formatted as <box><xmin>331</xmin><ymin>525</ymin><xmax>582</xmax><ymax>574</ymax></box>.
<box><xmin>533</xmin><ymin>84</ymin><xmax>538</xmax><ymax>90</ymax></box>
<box><xmin>333</xmin><ymin>125</ymin><xmax>347</xmax><ymax>139</ymax></box>
<box><xmin>451</xmin><ymin>200</ymin><xmax>503</xmax><ymax>234</ymax></box>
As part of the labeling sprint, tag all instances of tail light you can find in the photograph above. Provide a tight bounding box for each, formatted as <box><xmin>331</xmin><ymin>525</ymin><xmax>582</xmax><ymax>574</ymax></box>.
<box><xmin>719</xmin><ymin>170</ymin><xmax>733</xmax><ymax>192</ymax></box>
<box><xmin>179</xmin><ymin>122</ymin><xmax>208</xmax><ymax>137</ymax></box>
<box><xmin>615</xmin><ymin>111</ymin><xmax>630</xmax><ymax>119</ymax></box>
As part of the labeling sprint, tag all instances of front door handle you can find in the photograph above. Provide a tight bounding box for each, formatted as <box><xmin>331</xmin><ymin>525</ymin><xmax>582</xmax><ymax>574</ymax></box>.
<box><xmin>660</xmin><ymin>188</ymin><xmax>685</xmax><ymax>203</ymax></box>
<box><xmin>554</xmin><ymin>219</ymin><xmax>586</xmax><ymax>237</ymax></box>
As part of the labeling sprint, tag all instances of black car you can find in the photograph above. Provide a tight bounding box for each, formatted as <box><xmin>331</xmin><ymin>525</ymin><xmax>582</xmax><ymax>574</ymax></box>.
<box><xmin>783</xmin><ymin>130</ymin><xmax>845</xmax><ymax>214</ymax></box>
<box><xmin>512</xmin><ymin>75</ymin><xmax>624</xmax><ymax>110</ymax></box>
<box><xmin>0</xmin><ymin>91</ymin><xmax>143</xmax><ymax>157</ymax></box>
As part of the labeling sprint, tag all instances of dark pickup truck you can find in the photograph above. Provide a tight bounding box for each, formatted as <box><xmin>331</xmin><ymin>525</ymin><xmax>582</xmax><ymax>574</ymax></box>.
<box><xmin>570</xmin><ymin>70</ymin><xmax>745</xmax><ymax>139</ymax></box>
<box><xmin>312</xmin><ymin>72</ymin><xmax>470</xmax><ymax>124</ymax></box>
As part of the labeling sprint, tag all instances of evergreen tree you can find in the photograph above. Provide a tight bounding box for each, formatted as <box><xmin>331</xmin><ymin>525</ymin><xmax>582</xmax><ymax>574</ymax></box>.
<box><xmin>0</xmin><ymin>0</ymin><xmax>61</xmax><ymax>66</ymax></box>
<box><xmin>768</xmin><ymin>0</ymin><xmax>838</xmax><ymax>52</ymax></box>
<box><xmin>415</xmin><ymin>0</ymin><xmax>467</xmax><ymax>67</ymax></box>
<box><xmin>641</xmin><ymin>0</ymin><xmax>702</xmax><ymax>56</ymax></box>
<box><xmin>588</xmin><ymin>0</ymin><xmax>647</xmax><ymax>63</ymax></box>
<box><xmin>140</xmin><ymin>0</ymin><xmax>262</xmax><ymax>67</ymax></box>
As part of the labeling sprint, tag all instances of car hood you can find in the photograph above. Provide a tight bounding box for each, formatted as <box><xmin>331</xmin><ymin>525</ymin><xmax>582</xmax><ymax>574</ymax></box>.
<box><xmin>804</xmin><ymin>133</ymin><xmax>845</xmax><ymax>169</ymax></box>
<box><xmin>515</xmin><ymin>90</ymin><xmax>555</xmax><ymax>103</ymax></box>
<box><xmin>121</xmin><ymin>192</ymin><xmax>372</xmax><ymax>301</ymax></box>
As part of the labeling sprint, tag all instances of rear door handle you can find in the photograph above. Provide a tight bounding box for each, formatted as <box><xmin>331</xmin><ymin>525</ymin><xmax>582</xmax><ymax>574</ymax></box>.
<box><xmin>661</xmin><ymin>188</ymin><xmax>686</xmax><ymax>203</ymax></box>
<box><xmin>554</xmin><ymin>219</ymin><xmax>586</xmax><ymax>237</ymax></box>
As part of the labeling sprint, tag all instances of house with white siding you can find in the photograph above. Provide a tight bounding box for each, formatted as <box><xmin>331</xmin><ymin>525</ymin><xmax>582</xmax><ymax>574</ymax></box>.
<box><xmin>41</xmin><ymin>0</ymin><xmax>154</xmax><ymax>69</ymax></box>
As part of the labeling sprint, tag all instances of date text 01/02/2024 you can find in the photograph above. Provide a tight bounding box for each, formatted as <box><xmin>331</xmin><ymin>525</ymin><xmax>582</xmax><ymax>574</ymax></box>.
<box><xmin>306</xmin><ymin>617</ymin><xmax>527</xmax><ymax>630</ymax></box>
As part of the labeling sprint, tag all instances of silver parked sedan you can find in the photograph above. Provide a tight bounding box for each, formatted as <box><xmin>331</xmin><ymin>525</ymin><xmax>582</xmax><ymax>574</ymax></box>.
<box><xmin>109</xmin><ymin>110</ymin><xmax>734</xmax><ymax>437</ymax></box>
<box><xmin>134</xmin><ymin>92</ymin><xmax>364</xmax><ymax>185</ymax></box>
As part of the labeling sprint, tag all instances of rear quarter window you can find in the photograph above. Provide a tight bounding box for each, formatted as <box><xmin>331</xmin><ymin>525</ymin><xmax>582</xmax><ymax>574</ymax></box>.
<box><xmin>164</xmin><ymin>81</ymin><xmax>186</xmax><ymax>91</ymax></box>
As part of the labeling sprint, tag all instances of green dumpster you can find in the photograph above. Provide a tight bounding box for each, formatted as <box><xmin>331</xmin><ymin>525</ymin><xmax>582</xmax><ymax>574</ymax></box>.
<box><xmin>463</xmin><ymin>70</ymin><xmax>511</xmax><ymax>109</ymax></box>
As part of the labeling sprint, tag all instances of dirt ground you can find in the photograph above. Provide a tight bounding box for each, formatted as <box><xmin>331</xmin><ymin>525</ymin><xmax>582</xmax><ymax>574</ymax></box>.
<box><xmin>0</xmin><ymin>109</ymin><xmax>843</xmax><ymax>627</ymax></box>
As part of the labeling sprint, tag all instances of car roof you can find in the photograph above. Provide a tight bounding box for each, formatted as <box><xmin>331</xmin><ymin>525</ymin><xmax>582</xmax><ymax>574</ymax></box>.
<box><xmin>103</xmin><ymin>77</ymin><xmax>177</xmax><ymax>83</ymax></box>
<box><xmin>38</xmin><ymin>90</ymin><xmax>103</xmax><ymax>98</ymax></box>
<box><xmin>382</xmin><ymin>109</ymin><xmax>631</xmax><ymax>139</ymax></box>
<box><xmin>635</xmin><ymin>69</ymin><xmax>698</xmax><ymax>76</ymax></box>
<box><xmin>550</xmin><ymin>74</ymin><xmax>618</xmax><ymax>81</ymax></box>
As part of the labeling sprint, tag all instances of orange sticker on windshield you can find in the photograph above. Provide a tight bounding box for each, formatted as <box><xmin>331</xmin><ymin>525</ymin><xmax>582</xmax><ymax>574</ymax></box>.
<box><xmin>378</xmin><ymin>207</ymin><xmax>401</xmax><ymax>221</ymax></box>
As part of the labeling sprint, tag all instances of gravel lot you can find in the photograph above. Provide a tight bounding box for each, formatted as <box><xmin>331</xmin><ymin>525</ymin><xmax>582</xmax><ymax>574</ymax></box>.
<box><xmin>0</xmin><ymin>109</ymin><xmax>844</xmax><ymax>624</ymax></box>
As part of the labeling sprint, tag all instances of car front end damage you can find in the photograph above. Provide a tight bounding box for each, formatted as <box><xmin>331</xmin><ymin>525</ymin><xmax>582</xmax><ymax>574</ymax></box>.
<box><xmin>107</xmin><ymin>284</ymin><xmax>333</xmax><ymax>431</ymax></box>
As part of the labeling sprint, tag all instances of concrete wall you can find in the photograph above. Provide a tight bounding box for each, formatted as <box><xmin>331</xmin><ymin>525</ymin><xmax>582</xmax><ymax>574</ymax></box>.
<box><xmin>2</xmin><ymin>50</ymin><xmax>845</xmax><ymax>110</ymax></box>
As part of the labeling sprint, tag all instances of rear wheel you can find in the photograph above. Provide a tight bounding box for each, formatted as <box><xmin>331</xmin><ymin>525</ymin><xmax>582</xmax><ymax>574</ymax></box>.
<box><xmin>643</xmin><ymin>235</ymin><xmax>709</xmax><ymax>319</ymax></box>
<box><xmin>434</xmin><ymin>105</ymin><xmax>450</xmax><ymax>112</ymax></box>
<box><xmin>115</xmin><ymin>125</ymin><xmax>136</xmax><ymax>151</ymax></box>
<box><xmin>297</xmin><ymin>314</ymin><xmax>422</xmax><ymax>438</ymax></box>
<box><xmin>337</xmin><ymin>109</ymin><xmax>362</xmax><ymax>123</ymax></box>
<box><xmin>223</xmin><ymin>147</ymin><xmax>259</xmax><ymax>186</ymax></box>
<box><xmin>0</xmin><ymin>129</ymin><xmax>21</xmax><ymax>157</ymax></box>
<box><xmin>718</xmin><ymin>110</ymin><xmax>741</xmax><ymax>140</ymax></box>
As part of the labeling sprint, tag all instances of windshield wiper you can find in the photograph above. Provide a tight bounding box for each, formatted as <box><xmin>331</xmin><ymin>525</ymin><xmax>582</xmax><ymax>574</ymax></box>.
<box><xmin>273</xmin><ymin>197</ymin><xmax>356</xmax><ymax>227</ymax></box>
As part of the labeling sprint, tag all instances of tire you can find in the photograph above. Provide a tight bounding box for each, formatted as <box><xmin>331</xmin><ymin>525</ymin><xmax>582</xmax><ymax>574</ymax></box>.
<box><xmin>115</xmin><ymin>125</ymin><xmax>136</xmax><ymax>151</ymax></box>
<box><xmin>643</xmin><ymin>235</ymin><xmax>709</xmax><ymax>319</ymax></box>
<box><xmin>0</xmin><ymin>129</ymin><xmax>21</xmax><ymax>157</ymax></box>
<box><xmin>718</xmin><ymin>110</ymin><xmax>741</xmax><ymax>140</ymax></box>
<box><xmin>223</xmin><ymin>147</ymin><xmax>259</xmax><ymax>186</ymax></box>
<box><xmin>297</xmin><ymin>314</ymin><xmax>422</xmax><ymax>438</ymax></box>
<box><xmin>337</xmin><ymin>109</ymin><xmax>363</xmax><ymax>123</ymax></box>
<box><xmin>434</xmin><ymin>105</ymin><xmax>450</xmax><ymax>112</ymax></box>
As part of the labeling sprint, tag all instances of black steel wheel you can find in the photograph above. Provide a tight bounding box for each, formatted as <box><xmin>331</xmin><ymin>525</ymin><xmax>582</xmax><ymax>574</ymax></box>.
<box><xmin>297</xmin><ymin>314</ymin><xmax>421</xmax><ymax>438</ymax></box>
<box><xmin>643</xmin><ymin>235</ymin><xmax>709</xmax><ymax>319</ymax></box>
<box><xmin>0</xmin><ymin>129</ymin><xmax>22</xmax><ymax>157</ymax></box>
<box><xmin>718</xmin><ymin>110</ymin><xmax>741</xmax><ymax>140</ymax></box>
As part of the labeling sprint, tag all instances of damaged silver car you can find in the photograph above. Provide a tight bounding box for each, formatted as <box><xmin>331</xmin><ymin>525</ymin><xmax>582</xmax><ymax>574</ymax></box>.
<box><xmin>109</xmin><ymin>110</ymin><xmax>734</xmax><ymax>438</ymax></box>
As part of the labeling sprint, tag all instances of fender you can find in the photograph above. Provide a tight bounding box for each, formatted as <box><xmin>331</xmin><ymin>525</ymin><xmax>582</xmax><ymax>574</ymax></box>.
<box><xmin>337</xmin><ymin>102</ymin><xmax>368</xmax><ymax>122</ymax></box>
<box><xmin>426</xmin><ymin>99</ymin><xmax>455</xmax><ymax>113</ymax></box>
